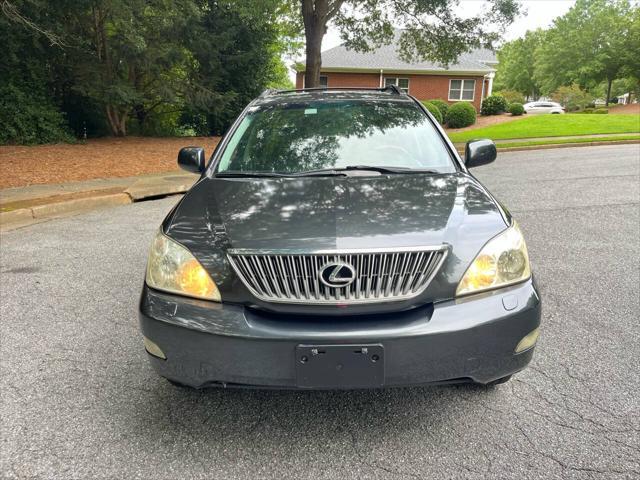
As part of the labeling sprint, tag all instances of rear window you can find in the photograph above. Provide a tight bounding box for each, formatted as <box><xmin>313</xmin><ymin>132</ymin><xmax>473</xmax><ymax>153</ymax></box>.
<box><xmin>216</xmin><ymin>99</ymin><xmax>456</xmax><ymax>175</ymax></box>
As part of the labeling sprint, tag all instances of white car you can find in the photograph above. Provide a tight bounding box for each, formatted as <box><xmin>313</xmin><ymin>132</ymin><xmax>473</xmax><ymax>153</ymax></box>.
<box><xmin>523</xmin><ymin>101</ymin><xmax>565</xmax><ymax>114</ymax></box>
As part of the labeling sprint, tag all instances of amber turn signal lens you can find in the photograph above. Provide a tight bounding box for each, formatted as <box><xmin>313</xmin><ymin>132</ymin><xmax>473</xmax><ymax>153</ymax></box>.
<box><xmin>457</xmin><ymin>254</ymin><xmax>497</xmax><ymax>292</ymax></box>
<box><xmin>177</xmin><ymin>259</ymin><xmax>218</xmax><ymax>298</ymax></box>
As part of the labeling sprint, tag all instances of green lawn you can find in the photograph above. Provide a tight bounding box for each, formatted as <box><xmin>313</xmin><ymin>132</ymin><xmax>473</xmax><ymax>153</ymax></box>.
<box><xmin>448</xmin><ymin>114</ymin><xmax>640</xmax><ymax>142</ymax></box>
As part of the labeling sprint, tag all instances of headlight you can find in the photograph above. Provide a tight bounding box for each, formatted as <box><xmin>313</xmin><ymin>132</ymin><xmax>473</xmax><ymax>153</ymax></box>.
<box><xmin>146</xmin><ymin>229</ymin><xmax>221</xmax><ymax>301</ymax></box>
<box><xmin>456</xmin><ymin>222</ymin><xmax>531</xmax><ymax>296</ymax></box>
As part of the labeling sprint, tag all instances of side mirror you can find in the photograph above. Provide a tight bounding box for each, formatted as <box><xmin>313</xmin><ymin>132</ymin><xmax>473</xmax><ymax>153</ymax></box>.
<box><xmin>178</xmin><ymin>146</ymin><xmax>206</xmax><ymax>173</ymax></box>
<box><xmin>464</xmin><ymin>139</ymin><xmax>497</xmax><ymax>168</ymax></box>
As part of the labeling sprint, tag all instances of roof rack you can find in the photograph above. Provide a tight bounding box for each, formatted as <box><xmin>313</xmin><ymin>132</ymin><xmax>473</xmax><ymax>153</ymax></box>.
<box><xmin>263</xmin><ymin>85</ymin><xmax>405</xmax><ymax>96</ymax></box>
<box><xmin>258</xmin><ymin>88</ymin><xmax>278</xmax><ymax>98</ymax></box>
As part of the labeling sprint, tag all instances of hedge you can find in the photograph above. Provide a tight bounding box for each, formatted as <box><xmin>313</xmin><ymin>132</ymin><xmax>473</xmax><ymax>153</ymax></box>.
<box><xmin>426</xmin><ymin>99</ymin><xmax>449</xmax><ymax>119</ymax></box>
<box><xmin>445</xmin><ymin>102</ymin><xmax>476</xmax><ymax>128</ymax></box>
<box><xmin>421</xmin><ymin>101</ymin><xmax>443</xmax><ymax>124</ymax></box>
<box><xmin>480</xmin><ymin>94</ymin><xmax>509</xmax><ymax>116</ymax></box>
<box><xmin>509</xmin><ymin>103</ymin><xmax>525</xmax><ymax>116</ymax></box>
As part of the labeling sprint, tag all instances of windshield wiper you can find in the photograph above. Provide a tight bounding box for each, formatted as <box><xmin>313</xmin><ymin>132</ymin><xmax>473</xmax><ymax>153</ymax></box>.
<box><xmin>343</xmin><ymin>165</ymin><xmax>441</xmax><ymax>174</ymax></box>
<box><xmin>216</xmin><ymin>166</ymin><xmax>441</xmax><ymax>178</ymax></box>
<box><xmin>216</xmin><ymin>170</ymin><xmax>348</xmax><ymax>178</ymax></box>
<box><xmin>295</xmin><ymin>165</ymin><xmax>441</xmax><ymax>176</ymax></box>
<box><xmin>215</xmin><ymin>171</ymin><xmax>290</xmax><ymax>178</ymax></box>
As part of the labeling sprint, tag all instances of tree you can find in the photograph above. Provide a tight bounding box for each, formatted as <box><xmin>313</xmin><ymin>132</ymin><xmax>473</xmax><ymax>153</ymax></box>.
<box><xmin>534</xmin><ymin>0</ymin><xmax>637</xmax><ymax>105</ymax></box>
<box><xmin>620</xmin><ymin>5</ymin><xmax>640</xmax><ymax>99</ymax></box>
<box><xmin>59</xmin><ymin>0</ymin><xmax>201</xmax><ymax>136</ymax></box>
<box><xmin>298</xmin><ymin>0</ymin><xmax>521</xmax><ymax>88</ymax></box>
<box><xmin>0</xmin><ymin>0</ymin><xmax>74</xmax><ymax>144</ymax></box>
<box><xmin>1</xmin><ymin>0</ymin><xmax>297</xmax><ymax>142</ymax></box>
<box><xmin>183</xmin><ymin>0</ymin><xmax>297</xmax><ymax>135</ymax></box>
<box><xmin>494</xmin><ymin>30</ymin><xmax>545</xmax><ymax>100</ymax></box>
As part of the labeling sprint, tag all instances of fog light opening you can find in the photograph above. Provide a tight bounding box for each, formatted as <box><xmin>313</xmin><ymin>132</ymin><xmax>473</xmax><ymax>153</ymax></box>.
<box><xmin>143</xmin><ymin>336</ymin><xmax>166</xmax><ymax>360</ymax></box>
<box><xmin>515</xmin><ymin>327</ymin><xmax>540</xmax><ymax>353</ymax></box>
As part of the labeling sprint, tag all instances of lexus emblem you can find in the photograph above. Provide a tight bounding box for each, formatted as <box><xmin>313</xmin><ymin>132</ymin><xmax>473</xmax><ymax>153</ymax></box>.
<box><xmin>319</xmin><ymin>262</ymin><xmax>356</xmax><ymax>288</ymax></box>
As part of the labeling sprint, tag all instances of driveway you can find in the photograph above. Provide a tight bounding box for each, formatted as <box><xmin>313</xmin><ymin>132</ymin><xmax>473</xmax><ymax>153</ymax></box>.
<box><xmin>1</xmin><ymin>144</ymin><xmax>639</xmax><ymax>479</ymax></box>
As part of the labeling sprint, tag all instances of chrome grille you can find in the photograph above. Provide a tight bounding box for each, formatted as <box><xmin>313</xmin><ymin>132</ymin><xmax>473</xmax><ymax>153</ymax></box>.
<box><xmin>227</xmin><ymin>247</ymin><xmax>447</xmax><ymax>304</ymax></box>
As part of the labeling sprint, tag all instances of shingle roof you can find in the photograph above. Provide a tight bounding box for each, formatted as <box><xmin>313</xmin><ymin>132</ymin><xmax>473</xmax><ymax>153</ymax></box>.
<box><xmin>299</xmin><ymin>32</ymin><xmax>497</xmax><ymax>74</ymax></box>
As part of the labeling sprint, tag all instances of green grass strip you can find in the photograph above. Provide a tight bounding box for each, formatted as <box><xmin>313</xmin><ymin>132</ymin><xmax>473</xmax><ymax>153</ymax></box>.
<box><xmin>448</xmin><ymin>114</ymin><xmax>640</xmax><ymax>142</ymax></box>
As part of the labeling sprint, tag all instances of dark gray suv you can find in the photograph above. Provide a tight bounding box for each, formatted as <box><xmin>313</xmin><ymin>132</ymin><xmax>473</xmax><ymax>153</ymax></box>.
<box><xmin>139</xmin><ymin>87</ymin><xmax>541</xmax><ymax>389</ymax></box>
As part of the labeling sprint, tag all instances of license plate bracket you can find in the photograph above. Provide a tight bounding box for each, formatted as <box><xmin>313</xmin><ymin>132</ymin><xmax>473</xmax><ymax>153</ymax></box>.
<box><xmin>295</xmin><ymin>344</ymin><xmax>384</xmax><ymax>388</ymax></box>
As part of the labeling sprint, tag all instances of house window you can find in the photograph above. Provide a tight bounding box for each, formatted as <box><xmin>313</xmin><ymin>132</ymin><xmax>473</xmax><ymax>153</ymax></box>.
<box><xmin>301</xmin><ymin>75</ymin><xmax>328</xmax><ymax>88</ymax></box>
<box><xmin>384</xmin><ymin>77</ymin><xmax>409</xmax><ymax>93</ymax></box>
<box><xmin>449</xmin><ymin>79</ymin><xmax>475</xmax><ymax>101</ymax></box>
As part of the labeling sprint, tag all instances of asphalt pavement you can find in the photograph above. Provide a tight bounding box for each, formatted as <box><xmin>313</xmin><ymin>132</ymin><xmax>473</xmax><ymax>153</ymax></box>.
<box><xmin>1</xmin><ymin>144</ymin><xmax>639</xmax><ymax>479</ymax></box>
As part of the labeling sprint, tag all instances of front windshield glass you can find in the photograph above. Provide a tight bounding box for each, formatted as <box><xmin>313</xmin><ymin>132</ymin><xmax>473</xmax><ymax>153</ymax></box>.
<box><xmin>216</xmin><ymin>97</ymin><xmax>456</xmax><ymax>175</ymax></box>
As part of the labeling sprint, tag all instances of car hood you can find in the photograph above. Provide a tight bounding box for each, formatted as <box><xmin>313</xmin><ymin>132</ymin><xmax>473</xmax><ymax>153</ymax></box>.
<box><xmin>165</xmin><ymin>173</ymin><xmax>509</xmax><ymax>310</ymax></box>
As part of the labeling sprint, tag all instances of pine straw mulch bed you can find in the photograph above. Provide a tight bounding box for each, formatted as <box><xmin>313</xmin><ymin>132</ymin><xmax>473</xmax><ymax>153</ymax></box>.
<box><xmin>0</xmin><ymin>136</ymin><xmax>220</xmax><ymax>189</ymax></box>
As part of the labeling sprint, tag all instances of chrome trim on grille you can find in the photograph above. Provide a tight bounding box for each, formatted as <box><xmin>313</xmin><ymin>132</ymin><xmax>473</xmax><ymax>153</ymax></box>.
<box><xmin>227</xmin><ymin>246</ymin><xmax>448</xmax><ymax>304</ymax></box>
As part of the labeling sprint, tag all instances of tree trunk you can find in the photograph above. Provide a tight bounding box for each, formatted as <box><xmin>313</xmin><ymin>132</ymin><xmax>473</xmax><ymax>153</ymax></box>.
<box><xmin>118</xmin><ymin>109</ymin><xmax>127</xmax><ymax>136</ymax></box>
<box><xmin>304</xmin><ymin>26</ymin><xmax>324</xmax><ymax>88</ymax></box>
<box><xmin>605</xmin><ymin>78</ymin><xmax>613</xmax><ymax>107</ymax></box>
<box><xmin>301</xmin><ymin>0</ymin><xmax>339</xmax><ymax>88</ymax></box>
<box><xmin>93</xmin><ymin>6</ymin><xmax>127</xmax><ymax>136</ymax></box>
<box><xmin>106</xmin><ymin>106</ymin><xmax>127</xmax><ymax>136</ymax></box>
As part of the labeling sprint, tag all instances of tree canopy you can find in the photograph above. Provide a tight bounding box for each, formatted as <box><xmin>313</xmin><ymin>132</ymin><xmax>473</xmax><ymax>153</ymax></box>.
<box><xmin>296</xmin><ymin>0</ymin><xmax>521</xmax><ymax>87</ymax></box>
<box><xmin>495</xmin><ymin>0</ymin><xmax>639</xmax><ymax>105</ymax></box>
<box><xmin>493</xmin><ymin>30</ymin><xmax>544</xmax><ymax>100</ymax></box>
<box><xmin>0</xmin><ymin>0</ymin><xmax>295</xmax><ymax>143</ymax></box>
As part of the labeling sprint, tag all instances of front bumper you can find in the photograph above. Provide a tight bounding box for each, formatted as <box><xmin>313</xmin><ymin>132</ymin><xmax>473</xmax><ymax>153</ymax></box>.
<box><xmin>138</xmin><ymin>279</ymin><xmax>541</xmax><ymax>389</ymax></box>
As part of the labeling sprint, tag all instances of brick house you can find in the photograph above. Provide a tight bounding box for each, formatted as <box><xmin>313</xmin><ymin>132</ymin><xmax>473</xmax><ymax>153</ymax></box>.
<box><xmin>294</xmin><ymin>35</ymin><xmax>497</xmax><ymax>111</ymax></box>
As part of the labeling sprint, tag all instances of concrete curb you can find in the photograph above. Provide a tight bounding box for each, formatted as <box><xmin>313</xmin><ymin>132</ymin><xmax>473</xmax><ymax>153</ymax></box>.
<box><xmin>456</xmin><ymin>139</ymin><xmax>640</xmax><ymax>154</ymax></box>
<box><xmin>125</xmin><ymin>177</ymin><xmax>197</xmax><ymax>200</ymax></box>
<box><xmin>496</xmin><ymin>139</ymin><xmax>640</xmax><ymax>152</ymax></box>
<box><xmin>1</xmin><ymin>173</ymin><xmax>198</xmax><ymax>231</ymax></box>
<box><xmin>1</xmin><ymin>193</ymin><xmax>132</xmax><ymax>231</ymax></box>
<box><xmin>30</xmin><ymin>193</ymin><xmax>131</xmax><ymax>218</ymax></box>
<box><xmin>0</xmin><ymin>208</ymin><xmax>34</xmax><ymax>226</ymax></box>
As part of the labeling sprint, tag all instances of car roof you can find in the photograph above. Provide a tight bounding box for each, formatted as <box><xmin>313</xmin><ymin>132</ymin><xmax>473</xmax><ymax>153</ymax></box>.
<box><xmin>251</xmin><ymin>87</ymin><xmax>416</xmax><ymax>107</ymax></box>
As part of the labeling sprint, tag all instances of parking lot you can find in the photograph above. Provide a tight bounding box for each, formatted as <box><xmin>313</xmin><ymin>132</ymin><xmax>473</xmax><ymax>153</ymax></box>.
<box><xmin>1</xmin><ymin>144</ymin><xmax>639</xmax><ymax>479</ymax></box>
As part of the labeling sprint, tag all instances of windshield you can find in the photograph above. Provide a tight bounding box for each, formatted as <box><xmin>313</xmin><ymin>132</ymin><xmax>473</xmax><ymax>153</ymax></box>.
<box><xmin>215</xmin><ymin>98</ymin><xmax>456</xmax><ymax>175</ymax></box>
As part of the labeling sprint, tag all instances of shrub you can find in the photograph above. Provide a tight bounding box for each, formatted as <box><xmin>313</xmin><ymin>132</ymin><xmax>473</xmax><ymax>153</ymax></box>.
<box><xmin>427</xmin><ymin>99</ymin><xmax>449</xmax><ymax>119</ymax></box>
<box><xmin>0</xmin><ymin>84</ymin><xmax>74</xmax><ymax>145</ymax></box>
<box><xmin>552</xmin><ymin>83</ymin><xmax>593</xmax><ymax>111</ymax></box>
<box><xmin>508</xmin><ymin>103</ymin><xmax>525</xmax><ymax>116</ymax></box>
<box><xmin>445</xmin><ymin>102</ymin><xmax>476</xmax><ymax>128</ymax></box>
<box><xmin>495</xmin><ymin>90</ymin><xmax>525</xmax><ymax>105</ymax></box>
<box><xmin>480</xmin><ymin>94</ymin><xmax>509</xmax><ymax>115</ymax></box>
<box><xmin>421</xmin><ymin>101</ymin><xmax>443</xmax><ymax>124</ymax></box>
<box><xmin>579</xmin><ymin>108</ymin><xmax>608</xmax><ymax>114</ymax></box>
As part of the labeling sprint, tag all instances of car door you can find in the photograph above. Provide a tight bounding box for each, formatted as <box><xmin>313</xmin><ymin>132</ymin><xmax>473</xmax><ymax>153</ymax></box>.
<box><xmin>528</xmin><ymin>102</ymin><xmax>544</xmax><ymax>114</ymax></box>
<box><xmin>540</xmin><ymin>103</ymin><xmax>555</xmax><ymax>114</ymax></box>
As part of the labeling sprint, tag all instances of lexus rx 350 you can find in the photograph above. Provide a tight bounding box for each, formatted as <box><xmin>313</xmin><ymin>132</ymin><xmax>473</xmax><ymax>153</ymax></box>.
<box><xmin>139</xmin><ymin>87</ymin><xmax>541</xmax><ymax>389</ymax></box>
